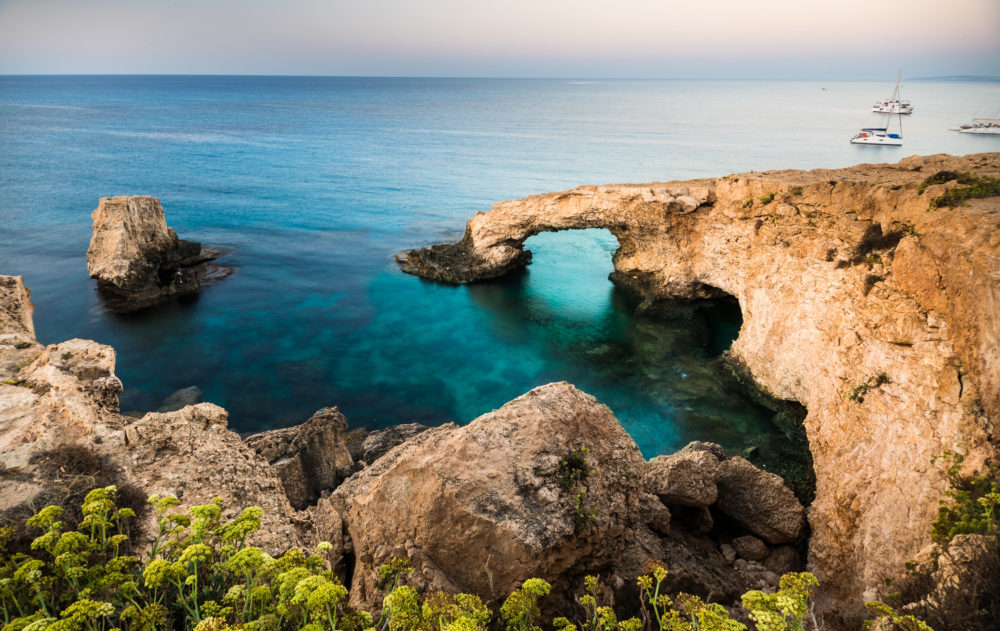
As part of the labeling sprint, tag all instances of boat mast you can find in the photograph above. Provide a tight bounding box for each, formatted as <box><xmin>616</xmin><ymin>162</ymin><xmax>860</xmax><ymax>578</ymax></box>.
<box><xmin>890</xmin><ymin>70</ymin><xmax>902</xmax><ymax>136</ymax></box>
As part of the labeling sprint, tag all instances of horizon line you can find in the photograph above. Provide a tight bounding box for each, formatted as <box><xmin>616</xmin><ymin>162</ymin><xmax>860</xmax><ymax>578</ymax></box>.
<box><xmin>2</xmin><ymin>73</ymin><xmax>999</xmax><ymax>82</ymax></box>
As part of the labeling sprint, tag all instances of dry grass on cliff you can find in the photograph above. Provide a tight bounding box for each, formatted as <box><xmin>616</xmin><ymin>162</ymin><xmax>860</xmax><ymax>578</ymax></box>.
<box><xmin>0</xmin><ymin>444</ymin><xmax>147</xmax><ymax>556</ymax></box>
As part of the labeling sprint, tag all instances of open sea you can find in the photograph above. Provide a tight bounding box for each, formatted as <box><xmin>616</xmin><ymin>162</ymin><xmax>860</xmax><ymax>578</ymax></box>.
<box><xmin>1</xmin><ymin>76</ymin><xmax>998</xmax><ymax>462</ymax></box>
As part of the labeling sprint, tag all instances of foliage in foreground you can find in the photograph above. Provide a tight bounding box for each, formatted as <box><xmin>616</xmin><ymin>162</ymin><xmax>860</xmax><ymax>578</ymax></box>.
<box><xmin>2</xmin><ymin>486</ymin><xmax>834</xmax><ymax>631</ymax></box>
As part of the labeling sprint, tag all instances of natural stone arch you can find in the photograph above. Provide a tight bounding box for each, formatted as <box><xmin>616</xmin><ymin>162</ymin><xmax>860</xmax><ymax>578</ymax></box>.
<box><xmin>396</xmin><ymin>153</ymin><xmax>1000</xmax><ymax>621</ymax></box>
<box><xmin>395</xmin><ymin>183</ymin><xmax>714</xmax><ymax>285</ymax></box>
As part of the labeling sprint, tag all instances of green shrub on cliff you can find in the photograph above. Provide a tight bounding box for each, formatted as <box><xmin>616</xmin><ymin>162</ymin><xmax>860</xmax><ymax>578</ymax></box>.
<box><xmin>930</xmin><ymin>451</ymin><xmax>999</xmax><ymax>543</ymax></box>
<box><xmin>917</xmin><ymin>171</ymin><xmax>1000</xmax><ymax>209</ymax></box>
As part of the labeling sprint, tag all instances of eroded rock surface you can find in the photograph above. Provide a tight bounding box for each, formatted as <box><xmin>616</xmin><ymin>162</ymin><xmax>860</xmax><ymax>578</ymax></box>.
<box><xmin>321</xmin><ymin>382</ymin><xmax>649</xmax><ymax>610</ymax></box>
<box><xmin>645</xmin><ymin>448</ymin><xmax>720</xmax><ymax>507</ymax></box>
<box><xmin>396</xmin><ymin>153</ymin><xmax>1000</xmax><ymax>614</ymax></box>
<box><xmin>245</xmin><ymin>407</ymin><xmax>354</xmax><ymax>510</ymax></box>
<box><xmin>358</xmin><ymin>422</ymin><xmax>429</xmax><ymax>465</ymax></box>
<box><xmin>86</xmin><ymin>196</ymin><xmax>231</xmax><ymax>312</ymax></box>
<box><xmin>715</xmin><ymin>456</ymin><xmax>805</xmax><ymax>545</ymax></box>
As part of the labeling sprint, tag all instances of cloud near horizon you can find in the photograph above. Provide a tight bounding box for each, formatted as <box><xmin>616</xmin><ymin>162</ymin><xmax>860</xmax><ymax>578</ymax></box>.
<box><xmin>1</xmin><ymin>0</ymin><xmax>998</xmax><ymax>78</ymax></box>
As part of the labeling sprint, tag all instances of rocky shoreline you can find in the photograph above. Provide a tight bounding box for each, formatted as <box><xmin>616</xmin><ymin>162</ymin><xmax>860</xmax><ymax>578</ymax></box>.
<box><xmin>2</xmin><ymin>154</ymin><xmax>999</xmax><ymax>629</ymax></box>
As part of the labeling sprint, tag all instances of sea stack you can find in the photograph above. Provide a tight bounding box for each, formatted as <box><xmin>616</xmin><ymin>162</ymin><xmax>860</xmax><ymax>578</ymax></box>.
<box><xmin>86</xmin><ymin>196</ymin><xmax>231</xmax><ymax>312</ymax></box>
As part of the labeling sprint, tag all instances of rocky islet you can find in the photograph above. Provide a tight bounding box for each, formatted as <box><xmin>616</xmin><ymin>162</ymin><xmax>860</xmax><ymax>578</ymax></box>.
<box><xmin>86</xmin><ymin>195</ymin><xmax>233</xmax><ymax>312</ymax></box>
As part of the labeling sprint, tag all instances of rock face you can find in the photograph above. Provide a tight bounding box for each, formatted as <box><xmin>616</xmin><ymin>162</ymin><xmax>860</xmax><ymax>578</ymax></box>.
<box><xmin>396</xmin><ymin>153</ymin><xmax>1000</xmax><ymax>614</ymax></box>
<box><xmin>358</xmin><ymin>422</ymin><xmax>429</xmax><ymax>465</ymax></box>
<box><xmin>245</xmin><ymin>407</ymin><xmax>355</xmax><ymax>510</ymax></box>
<box><xmin>322</xmin><ymin>382</ymin><xmax>649</xmax><ymax>610</ymax></box>
<box><xmin>86</xmin><ymin>196</ymin><xmax>231</xmax><ymax>312</ymax></box>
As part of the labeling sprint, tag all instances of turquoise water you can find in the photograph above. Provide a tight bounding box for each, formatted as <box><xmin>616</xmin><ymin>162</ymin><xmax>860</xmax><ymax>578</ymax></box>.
<box><xmin>1</xmin><ymin>76</ymin><xmax>997</xmax><ymax>458</ymax></box>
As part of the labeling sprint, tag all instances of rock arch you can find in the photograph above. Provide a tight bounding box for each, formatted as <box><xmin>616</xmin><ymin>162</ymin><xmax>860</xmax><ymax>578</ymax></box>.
<box><xmin>397</xmin><ymin>153</ymin><xmax>1000</xmax><ymax>618</ymax></box>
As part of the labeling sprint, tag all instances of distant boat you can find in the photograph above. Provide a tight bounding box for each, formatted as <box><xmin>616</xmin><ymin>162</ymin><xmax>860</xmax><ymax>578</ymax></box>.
<box><xmin>852</xmin><ymin>71</ymin><xmax>904</xmax><ymax>145</ymax></box>
<box><xmin>949</xmin><ymin>118</ymin><xmax>1000</xmax><ymax>135</ymax></box>
<box><xmin>872</xmin><ymin>98</ymin><xmax>912</xmax><ymax>114</ymax></box>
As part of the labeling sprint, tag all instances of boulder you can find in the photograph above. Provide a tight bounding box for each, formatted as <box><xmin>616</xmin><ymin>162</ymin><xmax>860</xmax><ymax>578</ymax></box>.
<box><xmin>731</xmin><ymin>535</ymin><xmax>769</xmax><ymax>561</ymax></box>
<box><xmin>86</xmin><ymin>196</ymin><xmax>231</xmax><ymax>312</ymax></box>
<box><xmin>645</xmin><ymin>447</ymin><xmax>720</xmax><ymax>507</ymax></box>
<box><xmin>764</xmin><ymin>545</ymin><xmax>802</xmax><ymax>575</ymax></box>
<box><xmin>322</xmin><ymin>382</ymin><xmax>648</xmax><ymax>610</ymax></box>
<box><xmin>359</xmin><ymin>422</ymin><xmax>429</xmax><ymax>465</ymax></box>
<box><xmin>715</xmin><ymin>456</ymin><xmax>805</xmax><ymax>544</ymax></box>
<box><xmin>119</xmin><ymin>403</ymin><xmax>304</xmax><ymax>553</ymax></box>
<box><xmin>245</xmin><ymin>407</ymin><xmax>354</xmax><ymax>510</ymax></box>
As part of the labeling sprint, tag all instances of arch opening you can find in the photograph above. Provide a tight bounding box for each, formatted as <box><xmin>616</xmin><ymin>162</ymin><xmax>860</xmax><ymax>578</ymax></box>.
<box><xmin>470</xmin><ymin>229</ymin><xmax>814</xmax><ymax>504</ymax></box>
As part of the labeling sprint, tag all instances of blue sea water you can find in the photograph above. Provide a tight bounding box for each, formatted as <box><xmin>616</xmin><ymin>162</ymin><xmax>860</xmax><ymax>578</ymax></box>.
<box><xmin>1</xmin><ymin>76</ymin><xmax>998</xmax><ymax>458</ymax></box>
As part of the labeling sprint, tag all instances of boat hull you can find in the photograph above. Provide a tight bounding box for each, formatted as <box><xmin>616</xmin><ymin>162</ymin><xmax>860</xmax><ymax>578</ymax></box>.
<box><xmin>872</xmin><ymin>106</ymin><xmax>913</xmax><ymax>114</ymax></box>
<box><xmin>959</xmin><ymin>127</ymin><xmax>1000</xmax><ymax>135</ymax></box>
<box><xmin>850</xmin><ymin>136</ymin><xmax>902</xmax><ymax>146</ymax></box>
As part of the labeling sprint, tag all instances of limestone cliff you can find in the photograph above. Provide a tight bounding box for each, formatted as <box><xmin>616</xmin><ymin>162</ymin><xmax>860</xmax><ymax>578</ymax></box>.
<box><xmin>398</xmin><ymin>153</ymin><xmax>1000</xmax><ymax>614</ymax></box>
<box><xmin>86</xmin><ymin>196</ymin><xmax>231</xmax><ymax>312</ymax></box>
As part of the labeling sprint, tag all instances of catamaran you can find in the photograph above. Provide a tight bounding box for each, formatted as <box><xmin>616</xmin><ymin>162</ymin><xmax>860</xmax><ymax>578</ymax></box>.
<box><xmin>852</xmin><ymin>71</ymin><xmax>904</xmax><ymax>146</ymax></box>
<box><xmin>950</xmin><ymin>118</ymin><xmax>1000</xmax><ymax>135</ymax></box>
<box><xmin>872</xmin><ymin>98</ymin><xmax>912</xmax><ymax>114</ymax></box>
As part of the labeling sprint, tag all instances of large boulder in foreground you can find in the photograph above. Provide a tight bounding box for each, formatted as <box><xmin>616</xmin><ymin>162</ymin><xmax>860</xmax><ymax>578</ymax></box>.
<box><xmin>324</xmin><ymin>382</ymin><xmax>648</xmax><ymax>610</ymax></box>
<box><xmin>245</xmin><ymin>407</ymin><xmax>354</xmax><ymax>510</ymax></box>
<box><xmin>86</xmin><ymin>196</ymin><xmax>231</xmax><ymax>312</ymax></box>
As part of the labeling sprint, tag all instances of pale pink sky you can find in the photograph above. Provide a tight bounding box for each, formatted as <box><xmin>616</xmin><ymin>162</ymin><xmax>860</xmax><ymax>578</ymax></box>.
<box><xmin>1</xmin><ymin>0</ymin><xmax>997</xmax><ymax>77</ymax></box>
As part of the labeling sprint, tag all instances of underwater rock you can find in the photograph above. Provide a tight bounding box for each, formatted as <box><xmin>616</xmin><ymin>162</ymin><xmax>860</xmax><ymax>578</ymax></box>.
<box><xmin>86</xmin><ymin>196</ymin><xmax>231</xmax><ymax>312</ymax></box>
<box><xmin>157</xmin><ymin>385</ymin><xmax>203</xmax><ymax>412</ymax></box>
<box><xmin>396</xmin><ymin>153</ymin><xmax>1000</xmax><ymax>614</ymax></box>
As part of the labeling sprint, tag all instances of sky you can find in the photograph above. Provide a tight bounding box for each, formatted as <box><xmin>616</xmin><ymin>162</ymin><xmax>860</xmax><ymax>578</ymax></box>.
<box><xmin>0</xmin><ymin>0</ymin><xmax>998</xmax><ymax>78</ymax></box>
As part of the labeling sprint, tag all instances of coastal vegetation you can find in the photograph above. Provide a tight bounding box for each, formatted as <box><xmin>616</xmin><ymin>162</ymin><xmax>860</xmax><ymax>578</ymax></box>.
<box><xmin>842</xmin><ymin>373</ymin><xmax>890</xmax><ymax>403</ymax></box>
<box><xmin>917</xmin><ymin>171</ymin><xmax>1000</xmax><ymax>209</ymax></box>
<box><xmin>0</xmin><ymin>487</ymin><xmax>833</xmax><ymax>631</ymax></box>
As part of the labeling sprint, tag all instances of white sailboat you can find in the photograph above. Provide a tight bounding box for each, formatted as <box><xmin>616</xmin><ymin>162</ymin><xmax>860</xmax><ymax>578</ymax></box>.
<box><xmin>852</xmin><ymin>71</ymin><xmax>904</xmax><ymax>146</ymax></box>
